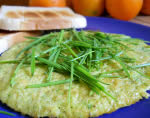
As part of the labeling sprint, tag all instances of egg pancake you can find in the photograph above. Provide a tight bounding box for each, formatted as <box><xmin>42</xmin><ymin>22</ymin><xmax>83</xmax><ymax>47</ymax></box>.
<box><xmin>0</xmin><ymin>30</ymin><xmax>150</xmax><ymax>118</ymax></box>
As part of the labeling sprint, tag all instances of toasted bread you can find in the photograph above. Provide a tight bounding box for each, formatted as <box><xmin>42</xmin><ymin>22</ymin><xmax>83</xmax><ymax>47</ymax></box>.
<box><xmin>0</xmin><ymin>6</ymin><xmax>87</xmax><ymax>31</ymax></box>
<box><xmin>0</xmin><ymin>31</ymin><xmax>41</xmax><ymax>53</ymax></box>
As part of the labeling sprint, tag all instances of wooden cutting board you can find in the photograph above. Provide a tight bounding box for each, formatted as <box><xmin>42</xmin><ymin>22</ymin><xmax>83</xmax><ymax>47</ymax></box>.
<box><xmin>131</xmin><ymin>16</ymin><xmax>150</xmax><ymax>27</ymax></box>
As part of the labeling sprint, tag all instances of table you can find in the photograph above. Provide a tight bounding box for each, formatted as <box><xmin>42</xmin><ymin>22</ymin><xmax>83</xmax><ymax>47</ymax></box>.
<box><xmin>131</xmin><ymin>16</ymin><xmax>150</xmax><ymax>27</ymax></box>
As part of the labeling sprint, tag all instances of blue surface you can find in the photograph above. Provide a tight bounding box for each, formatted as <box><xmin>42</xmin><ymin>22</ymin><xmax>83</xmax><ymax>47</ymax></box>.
<box><xmin>0</xmin><ymin>17</ymin><xmax>150</xmax><ymax>118</ymax></box>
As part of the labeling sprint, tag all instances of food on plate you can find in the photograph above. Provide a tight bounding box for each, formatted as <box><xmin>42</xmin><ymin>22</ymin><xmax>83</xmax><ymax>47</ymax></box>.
<box><xmin>29</xmin><ymin>0</ymin><xmax>66</xmax><ymax>7</ymax></box>
<box><xmin>72</xmin><ymin>0</ymin><xmax>104</xmax><ymax>16</ymax></box>
<box><xmin>0</xmin><ymin>31</ymin><xmax>41</xmax><ymax>54</ymax></box>
<box><xmin>141</xmin><ymin>0</ymin><xmax>150</xmax><ymax>15</ymax></box>
<box><xmin>0</xmin><ymin>30</ymin><xmax>150</xmax><ymax>118</ymax></box>
<box><xmin>0</xmin><ymin>6</ymin><xmax>87</xmax><ymax>31</ymax></box>
<box><xmin>106</xmin><ymin>0</ymin><xmax>143</xmax><ymax>21</ymax></box>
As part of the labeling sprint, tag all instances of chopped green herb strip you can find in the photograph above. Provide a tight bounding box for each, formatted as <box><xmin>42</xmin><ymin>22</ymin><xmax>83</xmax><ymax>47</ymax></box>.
<box><xmin>99</xmin><ymin>81</ymin><xmax>111</xmax><ymax>85</ymax></box>
<box><xmin>10</xmin><ymin>59</ymin><xmax>25</xmax><ymax>87</ymax></box>
<box><xmin>91</xmin><ymin>51</ymin><xmax>123</xmax><ymax>62</ymax></box>
<box><xmin>58</xmin><ymin>30</ymin><xmax>64</xmax><ymax>44</ymax></box>
<box><xmin>99</xmin><ymin>75</ymin><xmax>121</xmax><ymax>78</ymax></box>
<box><xmin>88</xmin><ymin>49</ymin><xmax>92</xmax><ymax>70</ymax></box>
<box><xmin>37</xmin><ymin>46</ymin><xmax>58</xmax><ymax>57</ymax></box>
<box><xmin>47</xmin><ymin>67</ymin><xmax>54</xmax><ymax>81</ymax></box>
<box><xmin>135</xmin><ymin>70</ymin><xmax>150</xmax><ymax>80</ymax></box>
<box><xmin>69</xmin><ymin>41</ymin><xmax>93</xmax><ymax>48</ymax></box>
<box><xmin>120</xmin><ymin>57</ymin><xmax>136</xmax><ymax>63</ymax></box>
<box><xmin>79</xmin><ymin>53</ymin><xmax>88</xmax><ymax>65</ymax></box>
<box><xmin>0</xmin><ymin>110</ymin><xmax>15</xmax><ymax>116</ymax></box>
<box><xmin>64</xmin><ymin>44</ymin><xmax>78</xmax><ymax>58</ymax></box>
<box><xmin>114</xmin><ymin>56</ymin><xmax>130</xmax><ymax>79</ymax></box>
<box><xmin>102</xmin><ymin>90</ymin><xmax>117</xmax><ymax>101</ymax></box>
<box><xmin>127</xmin><ymin>65</ymin><xmax>150</xmax><ymax>80</ymax></box>
<box><xmin>31</xmin><ymin>48</ymin><xmax>36</xmax><ymax>76</ymax></box>
<box><xmin>74</xmin><ymin>65</ymin><xmax>99</xmax><ymax>83</ymax></box>
<box><xmin>37</xmin><ymin>57</ymin><xmax>64</xmax><ymax>71</ymax></box>
<box><xmin>68</xmin><ymin>62</ymin><xmax>74</xmax><ymax>105</ymax></box>
<box><xmin>92</xmin><ymin>56</ymin><xmax>112</xmax><ymax>62</ymax></box>
<box><xmin>144</xmin><ymin>40</ymin><xmax>150</xmax><ymax>43</ymax></box>
<box><xmin>71</xmin><ymin>51</ymin><xmax>94</xmax><ymax>61</ymax></box>
<box><xmin>0</xmin><ymin>60</ymin><xmax>44</xmax><ymax>65</ymax></box>
<box><xmin>0</xmin><ymin>60</ymin><xmax>21</xmax><ymax>64</ymax></box>
<box><xmin>133</xmin><ymin>63</ymin><xmax>150</xmax><ymax>68</ymax></box>
<box><xmin>26</xmin><ymin>79</ymin><xmax>71</xmax><ymax>88</ymax></box>
<box><xmin>72</xmin><ymin>29</ymin><xmax>82</xmax><ymax>41</ymax></box>
<box><xmin>16</xmin><ymin>33</ymin><xmax>53</xmax><ymax>58</ymax></box>
<box><xmin>47</xmin><ymin>49</ymin><xmax>61</xmax><ymax>81</ymax></box>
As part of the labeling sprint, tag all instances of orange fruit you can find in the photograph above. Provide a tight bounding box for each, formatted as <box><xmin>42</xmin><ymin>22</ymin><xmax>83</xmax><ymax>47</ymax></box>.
<box><xmin>29</xmin><ymin>0</ymin><xmax>66</xmax><ymax>7</ymax></box>
<box><xmin>141</xmin><ymin>0</ymin><xmax>150</xmax><ymax>15</ymax></box>
<box><xmin>72</xmin><ymin>0</ymin><xmax>104</xmax><ymax>16</ymax></box>
<box><xmin>106</xmin><ymin>0</ymin><xmax>143</xmax><ymax>21</ymax></box>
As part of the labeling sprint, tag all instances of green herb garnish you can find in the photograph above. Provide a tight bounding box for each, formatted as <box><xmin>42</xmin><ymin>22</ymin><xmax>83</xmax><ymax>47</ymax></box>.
<box><xmin>0</xmin><ymin>110</ymin><xmax>15</xmax><ymax>116</ymax></box>
<box><xmin>31</xmin><ymin>48</ymin><xmax>36</xmax><ymax>76</ymax></box>
<box><xmin>10</xmin><ymin>59</ymin><xmax>25</xmax><ymax>87</ymax></box>
<box><xmin>68</xmin><ymin>62</ymin><xmax>74</xmax><ymax>105</ymax></box>
<box><xmin>26</xmin><ymin>79</ymin><xmax>70</xmax><ymax>88</ymax></box>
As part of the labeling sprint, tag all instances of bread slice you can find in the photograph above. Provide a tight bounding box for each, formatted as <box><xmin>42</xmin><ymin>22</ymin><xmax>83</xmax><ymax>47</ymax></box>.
<box><xmin>0</xmin><ymin>31</ymin><xmax>41</xmax><ymax>54</ymax></box>
<box><xmin>0</xmin><ymin>6</ymin><xmax>87</xmax><ymax>31</ymax></box>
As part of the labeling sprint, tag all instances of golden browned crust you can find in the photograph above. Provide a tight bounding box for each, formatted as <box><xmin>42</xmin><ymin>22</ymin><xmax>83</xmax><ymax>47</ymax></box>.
<box><xmin>5</xmin><ymin>10</ymin><xmax>76</xmax><ymax>19</ymax></box>
<box><xmin>5</xmin><ymin>11</ymin><xmax>19</xmax><ymax>18</ymax></box>
<box><xmin>5</xmin><ymin>10</ymin><xmax>75</xmax><ymax>19</ymax></box>
<box><xmin>20</xmin><ymin>18</ymin><xmax>73</xmax><ymax>30</ymax></box>
<box><xmin>0</xmin><ymin>6</ymin><xmax>87</xmax><ymax>31</ymax></box>
<box><xmin>38</xmin><ymin>11</ymin><xmax>59</xmax><ymax>18</ymax></box>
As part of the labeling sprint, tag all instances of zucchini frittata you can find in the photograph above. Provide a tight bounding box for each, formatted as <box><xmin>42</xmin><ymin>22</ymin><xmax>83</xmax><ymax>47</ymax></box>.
<box><xmin>0</xmin><ymin>30</ymin><xmax>150</xmax><ymax>118</ymax></box>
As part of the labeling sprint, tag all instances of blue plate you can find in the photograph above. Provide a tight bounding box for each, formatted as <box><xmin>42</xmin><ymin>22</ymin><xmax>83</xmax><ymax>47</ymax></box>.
<box><xmin>0</xmin><ymin>17</ymin><xmax>150</xmax><ymax>118</ymax></box>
